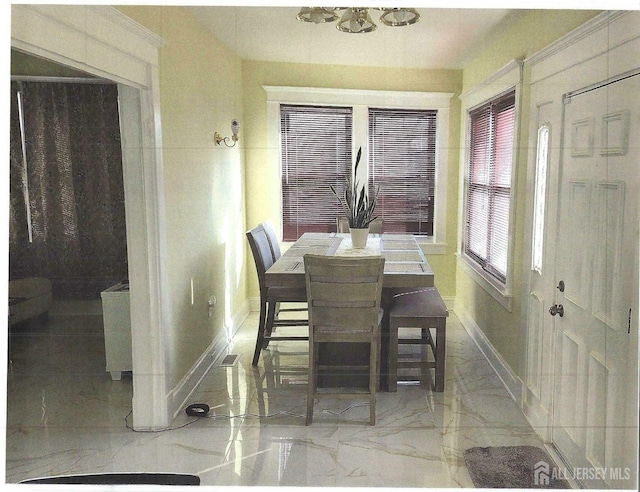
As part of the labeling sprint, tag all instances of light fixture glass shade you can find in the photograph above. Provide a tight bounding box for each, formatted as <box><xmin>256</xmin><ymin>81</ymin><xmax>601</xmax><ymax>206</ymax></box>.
<box><xmin>231</xmin><ymin>119</ymin><xmax>240</xmax><ymax>139</ymax></box>
<box><xmin>296</xmin><ymin>7</ymin><xmax>339</xmax><ymax>24</ymax></box>
<box><xmin>337</xmin><ymin>8</ymin><xmax>377</xmax><ymax>33</ymax></box>
<box><xmin>379</xmin><ymin>8</ymin><xmax>420</xmax><ymax>27</ymax></box>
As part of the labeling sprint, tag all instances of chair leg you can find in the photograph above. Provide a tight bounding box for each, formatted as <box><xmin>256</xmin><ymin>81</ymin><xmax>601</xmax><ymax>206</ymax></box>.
<box><xmin>272</xmin><ymin>301</ymin><xmax>281</xmax><ymax>332</ymax></box>
<box><xmin>435</xmin><ymin>318</ymin><xmax>446</xmax><ymax>392</ymax></box>
<box><xmin>369</xmin><ymin>339</ymin><xmax>377</xmax><ymax>426</ymax></box>
<box><xmin>306</xmin><ymin>342</ymin><xmax>318</xmax><ymax>425</ymax></box>
<box><xmin>263</xmin><ymin>302</ymin><xmax>277</xmax><ymax>349</ymax></box>
<box><xmin>252</xmin><ymin>299</ymin><xmax>268</xmax><ymax>366</ymax></box>
<box><xmin>387</xmin><ymin>319</ymin><xmax>399</xmax><ymax>392</ymax></box>
<box><xmin>257</xmin><ymin>294</ymin><xmax>267</xmax><ymax>338</ymax></box>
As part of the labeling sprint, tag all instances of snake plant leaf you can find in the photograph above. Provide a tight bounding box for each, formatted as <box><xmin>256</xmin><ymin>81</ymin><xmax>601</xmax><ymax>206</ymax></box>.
<box><xmin>329</xmin><ymin>146</ymin><xmax>378</xmax><ymax>229</ymax></box>
<box><xmin>354</xmin><ymin>147</ymin><xmax>362</xmax><ymax>175</ymax></box>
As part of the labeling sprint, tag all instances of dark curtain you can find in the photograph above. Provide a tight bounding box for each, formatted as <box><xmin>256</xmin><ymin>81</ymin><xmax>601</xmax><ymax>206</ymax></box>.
<box><xmin>9</xmin><ymin>81</ymin><xmax>128</xmax><ymax>299</ymax></box>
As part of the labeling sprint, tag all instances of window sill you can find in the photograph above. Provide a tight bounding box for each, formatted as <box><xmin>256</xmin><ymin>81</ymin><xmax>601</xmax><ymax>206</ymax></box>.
<box><xmin>456</xmin><ymin>253</ymin><xmax>513</xmax><ymax>312</ymax></box>
<box><xmin>414</xmin><ymin>236</ymin><xmax>447</xmax><ymax>255</ymax></box>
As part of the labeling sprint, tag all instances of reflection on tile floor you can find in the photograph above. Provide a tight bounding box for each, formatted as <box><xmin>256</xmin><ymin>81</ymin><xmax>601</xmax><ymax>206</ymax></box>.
<box><xmin>5</xmin><ymin>309</ymin><xmax>547</xmax><ymax>487</ymax></box>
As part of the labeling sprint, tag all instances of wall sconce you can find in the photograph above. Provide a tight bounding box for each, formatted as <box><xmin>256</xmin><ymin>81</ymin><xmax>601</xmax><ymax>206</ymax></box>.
<box><xmin>215</xmin><ymin>119</ymin><xmax>240</xmax><ymax>147</ymax></box>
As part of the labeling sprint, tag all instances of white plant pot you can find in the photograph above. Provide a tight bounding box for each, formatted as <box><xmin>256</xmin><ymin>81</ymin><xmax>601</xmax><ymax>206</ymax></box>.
<box><xmin>349</xmin><ymin>227</ymin><xmax>369</xmax><ymax>249</ymax></box>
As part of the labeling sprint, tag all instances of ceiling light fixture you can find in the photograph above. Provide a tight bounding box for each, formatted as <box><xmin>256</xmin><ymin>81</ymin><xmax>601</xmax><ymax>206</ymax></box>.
<box><xmin>296</xmin><ymin>7</ymin><xmax>420</xmax><ymax>33</ymax></box>
<box><xmin>296</xmin><ymin>7</ymin><xmax>339</xmax><ymax>24</ymax></box>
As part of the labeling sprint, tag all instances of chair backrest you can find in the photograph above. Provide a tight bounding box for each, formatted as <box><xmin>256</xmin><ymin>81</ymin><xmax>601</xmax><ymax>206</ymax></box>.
<box><xmin>337</xmin><ymin>217</ymin><xmax>349</xmax><ymax>233</ymax></box>
<box><xmin>369</xmin><ymin>217</ymin><xmax>383</xmax><ymax>234</ymax></box>
<box><xmin>337</xmin><ymin>217</ymin><xmax>383</xmax><ymax>234</ymax></box>
<box><xmin>262</xmin><ymin>220</ymin><xmax>282</xmax><ymax>261</ymax></box>
<box><xmin>304</xmin><ymin>254</ymin><xmax>385</xmax><ymax>341</ymax></box>
<box><xmin>246</xmin><ymin>223</ymin><xmax>275</xmax><ymax>290</ymax></box>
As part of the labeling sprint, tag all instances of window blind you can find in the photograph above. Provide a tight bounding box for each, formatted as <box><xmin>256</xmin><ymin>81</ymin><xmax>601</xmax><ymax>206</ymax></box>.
<box><xmin>368</xmin><ymin>108</ymin><xmax>437</xmax><ymax>234</ymax></box>
<box><xmin>280</xmin><ymin>104</ymin><xmax>352</xmax><ymax>241</ymax></box>
<box><xmin>464</xmin><ymin>89</ymin><xmax>515</xmax><ymax>283</ymax></box>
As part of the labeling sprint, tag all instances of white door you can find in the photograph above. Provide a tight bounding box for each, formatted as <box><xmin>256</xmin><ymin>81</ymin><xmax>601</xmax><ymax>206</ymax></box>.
<box><xmin>522</xmin><ymin>94</ymin><xmax>563</xmax><ymax>438</ymax></box>
<box><xmin>552</xmin><ymin>72</ymin><xmax>639</xmax><ymax>489</ymax></box>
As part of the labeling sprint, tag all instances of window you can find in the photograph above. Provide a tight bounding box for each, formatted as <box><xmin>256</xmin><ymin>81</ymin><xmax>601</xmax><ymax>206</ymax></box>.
<box><xmin>266</xmin><ymin>86</ymin><xmax>452</xmax><ymax>249</ymax></box>
<box><xmin>280</xmin><ymin>104</ymin><xmax>352</xmax><ymax>241</ymax></box>
<box><xmin>532</xmin><ymin>124</ymin><xmax>550</xmax><ymax>274</ymax></box>
<box><xmin>368</xmin><ymin>108</ymin><xmax>437</xmax><ymax>234</ymax></box>
<box><xmin>463</xmin><ymin>89</ymin><xmax>516</xmax><ymax>284</ymax></box>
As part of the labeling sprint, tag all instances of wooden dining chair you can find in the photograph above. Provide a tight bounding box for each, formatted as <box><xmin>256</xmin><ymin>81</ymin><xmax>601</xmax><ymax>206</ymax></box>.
<box><xmin>246</xmin><ymin>223</ymin><xmax>308</xmax><ymax>366</ymax></box>
<box><xmin>262</xmin><ymin>220</ymin><xmax>307</xmax><ymax>330</ymax></box>
<box><xmin>304</xmin><ymin>254</ymin><xmax>385</xmax><ymax>425</ymax></box>
<box><xmin>337</xmin><ymin>217</ymin><xmax>383</xmax><ymax>234</ymax></box>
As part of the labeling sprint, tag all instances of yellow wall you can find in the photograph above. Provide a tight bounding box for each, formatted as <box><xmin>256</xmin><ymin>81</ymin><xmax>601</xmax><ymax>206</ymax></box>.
<box><xmin>457</xmin><ymin>9</ymin><xmax>601</xmax><ymax>376</ymax></box>
<box><xmin>242</xmin><ymin>60</ymin><xmax>462</xmax><ymax>300</ymax></box>
<box><xmin>116</xmin><ymin>6</ymin><xmax>247</xmax><ymax>388</ymax></box>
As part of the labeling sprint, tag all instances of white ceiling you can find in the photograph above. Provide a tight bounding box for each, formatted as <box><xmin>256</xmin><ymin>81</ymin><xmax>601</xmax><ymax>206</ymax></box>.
<box><xmin>189</xmin><ymin>7</ymin><xmax>513</xmax><ymax>70</ymax></box>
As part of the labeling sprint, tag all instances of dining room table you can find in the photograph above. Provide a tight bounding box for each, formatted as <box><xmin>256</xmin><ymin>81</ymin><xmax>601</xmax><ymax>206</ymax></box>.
<box><xmin>265</xmin><ymin>232</ymin><xmax>434</xmax><ymax>391</ymax></box>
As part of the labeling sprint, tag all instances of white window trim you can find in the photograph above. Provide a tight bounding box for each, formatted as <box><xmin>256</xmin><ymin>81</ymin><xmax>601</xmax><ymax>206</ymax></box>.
<box><xmin>265</xmin><ymin>86</ymin><xmax>453</xmax><ymax>254</ymax></box>
<box><xmin>458</xmin><ymin>59</ymin><xmax>523</xmax><ymax>311</ymax></box>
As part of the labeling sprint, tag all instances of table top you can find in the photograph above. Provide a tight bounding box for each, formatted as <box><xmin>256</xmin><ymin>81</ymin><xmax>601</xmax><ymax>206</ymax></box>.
<box><xmin>265</xmin><ymin>233</ymin><xmax>434</xmax><ymax>289</ymax></box>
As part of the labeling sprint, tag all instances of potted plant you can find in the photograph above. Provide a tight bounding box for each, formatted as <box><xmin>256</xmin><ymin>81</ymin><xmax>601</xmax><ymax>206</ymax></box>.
<box><xmin>330</xmin><ymin>147</ymin><xmax>380</xmax><ymax>248</ymax></box>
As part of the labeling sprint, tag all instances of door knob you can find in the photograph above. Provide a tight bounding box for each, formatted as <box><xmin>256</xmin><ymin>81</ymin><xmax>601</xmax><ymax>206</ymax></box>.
<box><xmin>549</xmin><ymin>304</ymin><xmax>564</xmax><ymax>317</ymax></box>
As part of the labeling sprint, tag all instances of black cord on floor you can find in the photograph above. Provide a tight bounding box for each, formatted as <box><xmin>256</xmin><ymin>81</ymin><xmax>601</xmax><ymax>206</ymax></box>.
<box><xmin>124</xmin><ymin>402</ymin><xmax>371</xmax><ymax>433</ymax></box>
<box><xmin>124</xmin><ymin>410</ymin><xmax>200</xmax><ymax>432</ymax></box>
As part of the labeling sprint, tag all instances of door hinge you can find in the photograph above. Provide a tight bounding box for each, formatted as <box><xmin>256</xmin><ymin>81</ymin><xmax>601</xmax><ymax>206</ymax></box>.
<box><xmin>629</xmin><ymin>308</ymin><xmax>632</xmax><ymax>334</ymax></box>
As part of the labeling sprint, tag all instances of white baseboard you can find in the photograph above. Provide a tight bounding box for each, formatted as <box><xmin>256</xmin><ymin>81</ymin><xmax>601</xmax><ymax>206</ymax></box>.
<box><xmin>227</xmin><ymin>299</ymin><xmax>252</xmax><ymax>340</ymax></box>
<box><xmin>248</xmin><ymin>296</ymin><xmax>260</xmax><ymax>314</ymax></box>
<box><xmin>168</xmin><ymin>300</ymin><xmax>251</xmax><ymax>420</ymax></box>
<box><xmin>442</xmin><ymin>296</ymin><xmax>455</xmax><ymax>312</ymax></box>
<box><xmin>454</xmin><ymin>303</ymin><xmax>523</xmax><ymax>404</ymax></box>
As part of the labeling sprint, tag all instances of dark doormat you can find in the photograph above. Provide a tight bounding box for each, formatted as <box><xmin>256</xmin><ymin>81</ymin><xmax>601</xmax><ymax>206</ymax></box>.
<box><xmin>464</xmin><ymin>445</ymin><xmax>570</xmax><ymax>488</ymax></box>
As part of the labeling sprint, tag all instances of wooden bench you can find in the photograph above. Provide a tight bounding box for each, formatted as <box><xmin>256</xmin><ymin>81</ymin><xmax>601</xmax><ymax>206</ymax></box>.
<box><xmin>388</xmin><ymin>287</ymin><xmax>448</xmax><ymax>392</ymax></box>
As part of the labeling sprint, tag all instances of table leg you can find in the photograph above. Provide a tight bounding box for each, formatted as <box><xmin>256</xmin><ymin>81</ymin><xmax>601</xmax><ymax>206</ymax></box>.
<box><xmin>435</xmin><ymin>317</ymin><xmax>446</xmax><ymax>392</ymax></box>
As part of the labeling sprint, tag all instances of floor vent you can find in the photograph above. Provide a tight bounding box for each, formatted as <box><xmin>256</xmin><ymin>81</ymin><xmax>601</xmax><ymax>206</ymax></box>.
<box><xmin>219</xmin><ymin>354</ymin><xmax>239</xmax><ymax>367</ymax></box>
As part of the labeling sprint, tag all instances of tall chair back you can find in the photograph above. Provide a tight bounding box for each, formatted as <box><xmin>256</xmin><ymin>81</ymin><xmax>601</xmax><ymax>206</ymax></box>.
<box><xmin>246</xmin><ymin>223</ymin><xmax>275</xmax><ymax>291</ymax></box>
<box><xmin>304</xmin><ymin>254</ymin><xmax>385</xmax><ymax>425</ymax></box>
<box><xmin>369</xmin><ymin>217</ymin><xmax>383</xmax><ymax>234</ymax></box>
<box><xmin>337</xmin><ymin>217</ymin><xmax>349</xmax><ymax>233</ymax></box>
<box><xmin>247</xmin><ymin>222</ymin><xmax>308</xmax><ymax>366</ymax></box>
<box><xmin>262</xmin><ymin>220</ymin><xmax>282</xmax><ymax>261</ymax></box>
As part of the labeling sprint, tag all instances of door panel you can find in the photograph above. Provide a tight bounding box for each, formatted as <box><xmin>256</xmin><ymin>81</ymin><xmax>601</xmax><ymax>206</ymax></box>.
<box><xmin>591</xmin><ymin>181</ymin><xmax>625</xmax><ymax>326</ymax></box>
<box><xmin>556</xmin><ymin>331</ymin><xmax>583</xmax><ymax>444</ymax></box>
<box><xmin>526</xmin><ymin>292</ymin><xmax>545</xmax><ymax>400</ymax></box>
<box><xmin>585</xmin><ymin>352</ymin><xmax>607</xmax><ymax>468</ymax></box>
<box><xmin>561</xmin><ymin>179</ymin><xmax>591</xmax><ymax>309</ymax></box>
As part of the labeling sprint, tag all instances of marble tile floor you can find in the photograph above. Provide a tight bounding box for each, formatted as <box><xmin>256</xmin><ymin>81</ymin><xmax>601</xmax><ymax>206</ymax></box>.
<box><xmin>4</xmin><ymin>308</ymin><xmax>549</xmax><ymax>488</ymax></box>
